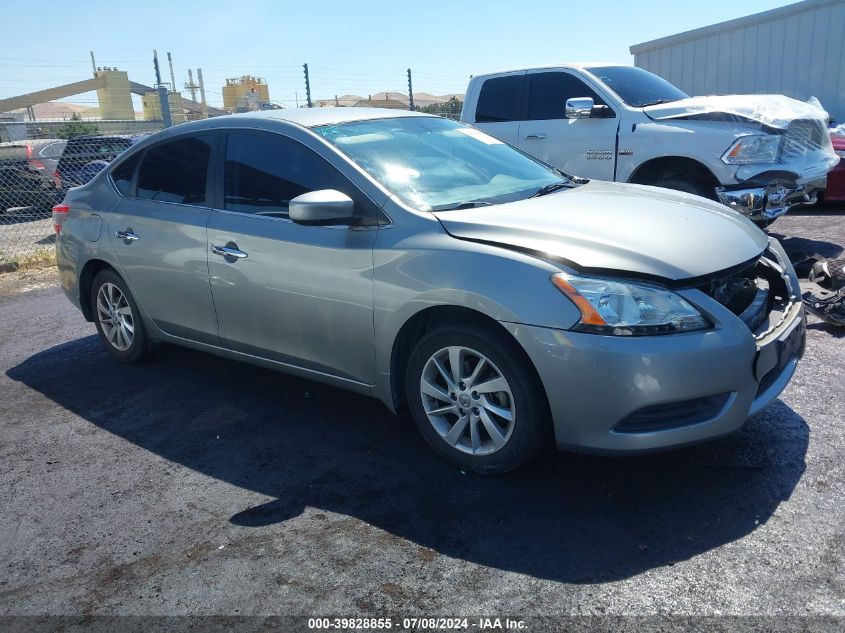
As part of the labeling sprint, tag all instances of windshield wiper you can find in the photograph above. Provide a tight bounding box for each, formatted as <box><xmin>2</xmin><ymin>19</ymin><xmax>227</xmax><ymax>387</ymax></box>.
<box><xmin>530</xmin><ymin>181</ymin><xmax>572</xmax><ymax>198</ymax></box>
<box><xmin>437</xmin><ymin>200</ymin><xmax>494</xmax><ymax>211</ymax></box>
<box><xmin>639</xmin><ymin>98</ymin><xmax>677</xmax><ymax>107</ymax></box>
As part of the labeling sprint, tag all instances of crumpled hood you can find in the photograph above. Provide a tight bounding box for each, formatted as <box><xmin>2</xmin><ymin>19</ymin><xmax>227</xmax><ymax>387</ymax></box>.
<box><xmin>433</xmin><ymin>181</ymin><xmax>769</xmax><ymax>282</ymax></box>
<box><xmin>643</xmin><ymin>94</ymin><xmax>829</xmax><ymax>129</ymax></box>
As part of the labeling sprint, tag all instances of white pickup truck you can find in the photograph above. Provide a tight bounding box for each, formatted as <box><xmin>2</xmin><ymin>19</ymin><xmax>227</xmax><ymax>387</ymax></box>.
<box><xmin>461</xmin><ymin>64</ymin><xmax>840</xmax><ymax>226</ymax></box>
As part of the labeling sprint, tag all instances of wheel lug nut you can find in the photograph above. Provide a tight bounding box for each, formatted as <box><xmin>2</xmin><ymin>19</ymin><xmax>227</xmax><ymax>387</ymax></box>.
<box><xmin>471</xmin><ymin>391</ymin><xmax>479</xmax><ymax>400</ymax></box>
<box><xmin>450</xmin><ymin>392</ymin><xmax>456</xmax><ymax>400</ymax></box>
<box><xmin>459</xmin><ymin>381</ymin><xmax>466</xmax><ymax>390</ymax></box>
<box><xmin>459</xmin><ymin>409</ymin><xmax>465</xmax><ymax>416</ymax></box>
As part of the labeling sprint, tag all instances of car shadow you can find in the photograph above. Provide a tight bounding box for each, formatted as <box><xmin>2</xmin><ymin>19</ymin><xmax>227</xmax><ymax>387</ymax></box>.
<box><xmin>7</xmin><ymin>336</ymin><xmax>809</xmax><ymax>584</ymax></box>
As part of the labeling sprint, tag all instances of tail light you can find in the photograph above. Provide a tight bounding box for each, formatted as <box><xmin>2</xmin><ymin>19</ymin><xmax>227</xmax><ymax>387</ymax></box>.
<box><xmin>52</xmin><ymin>203</ymin><xmax>69</xmax><ymax>234</ymax></box>
<box><xmin>53</xmin><ymin>169</ymin><xmax>62</xmax><ymax>190</ymax></box>
<box><xmin>25</xmin><ymin>145</ymin><xmax>45</xmax><ymax>171</ymax></box>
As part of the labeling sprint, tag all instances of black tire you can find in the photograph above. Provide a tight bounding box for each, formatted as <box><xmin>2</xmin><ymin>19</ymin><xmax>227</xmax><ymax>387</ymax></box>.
<box><xmin>90</xmin><ymin>268</ymin><xmax>151</xmax><ymax>363</ymax></box>
<box><xmin>650</xmin><ymin>176</ymin><xmax>717</xmax><ymax>200</ymax></box>
<box><xmin>404</xmin><ymin>324</ymin><xmax>551</xmax><ymax>474</ymax></box>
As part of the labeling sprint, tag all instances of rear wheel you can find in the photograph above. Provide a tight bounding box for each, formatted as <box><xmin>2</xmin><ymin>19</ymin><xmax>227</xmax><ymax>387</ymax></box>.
<box><xmin>91</xmin><ymin>269</ymin><xmax>151</xmax><ymax>363</ymax></box>
<box><xmin>404</xmin><ymin>325</ymin><xmax>550</xmax><ymax>474</ymax></box>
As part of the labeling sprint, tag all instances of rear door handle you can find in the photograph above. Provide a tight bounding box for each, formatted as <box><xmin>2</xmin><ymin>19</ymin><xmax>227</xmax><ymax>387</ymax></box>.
<box><xmin>525</xmin><ymin>133</ymin><xmax>547</xmax><ymax>140</ymax></box>
<box><xmin>115</xmin><ymin>230</ymin><xmax>140</xmax><ymax>242</ymax></box>
<box><xmin>212</xmin><ymin>244</ymin><xmax>248</xmax><ymax>259</ymax></box>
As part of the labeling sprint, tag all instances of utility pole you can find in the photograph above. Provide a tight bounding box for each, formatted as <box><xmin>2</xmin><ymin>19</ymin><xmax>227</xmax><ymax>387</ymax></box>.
<box><xmin>407</xmin><ymin>68</ymin><xmax>415</xmax><ymax>111</ymax></box>
<box><xmin>153</xmin><ymin>50</ymin><xmax>173</xmax><ymax>128</ymax></box>
<box><xmin>90</xmin><ymin>51</ymin><xmax>97</xmax><ymax>77</ymax></box>
<box><xmin>167</xmin><ymin>52</ymin><xmax>177</xmax><ymax>94</ymax></box>
<box><xmin>303</xmin><ymin>63</ymin><xmax>312</xmax><ymax>108</ymax></box>
<box><xmin>185</xmin><ymin>69</ymin><xmax>198</xmax><ymax>103</ymax></box>
<box><xmin>197</xmin><ymin>68</ymin><xmax>208</xmax><ymax>119</ymax></box>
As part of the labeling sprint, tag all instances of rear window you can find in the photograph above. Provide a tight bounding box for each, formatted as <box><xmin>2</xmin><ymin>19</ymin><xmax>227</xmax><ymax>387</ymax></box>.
<box><xmin>475</xmin><ymin>75</ymin><xmax>523</xmax><ymax>123</ymax></box>
<box><xmin>136</xmin><ymin>135</ymin><xmax>212</xmax><ymax>205</ymax></box>
<box><xmin>63</xmin><ymin>137</ymin><xmax>131</xmax><ymax>160</ymax></box>
<box><xmin>38</xmin><ymin>142</ymin><xmax>66</xmax><ymax>158</ymax></box>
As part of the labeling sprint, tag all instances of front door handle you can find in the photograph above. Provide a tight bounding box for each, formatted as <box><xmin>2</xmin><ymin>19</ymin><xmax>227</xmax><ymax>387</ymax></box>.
<box><xmin>524</xmin><ymin>133</ymin><xmax>547</xmax><ymax>140</ymax></box>
<box><xmin>212</xmin><ymin>244</ymin><xmax>248</xmax><ymax>259</ymax></box>
<box><xmin>115</xmin><ymin>229</ymin><xmax>140</xmax><ymax>242</ymax></box>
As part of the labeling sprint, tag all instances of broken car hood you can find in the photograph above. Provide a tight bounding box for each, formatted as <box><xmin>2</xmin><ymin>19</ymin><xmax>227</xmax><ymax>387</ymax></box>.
<box><xmin>433</xmin><ymin>180</ymin><xmax>769</xmax><ymax>282</ymax></box>
<box><xmin>643</xmin><ymin>94</ymin><xmax>829</xmax><ymax>129</ymax></box>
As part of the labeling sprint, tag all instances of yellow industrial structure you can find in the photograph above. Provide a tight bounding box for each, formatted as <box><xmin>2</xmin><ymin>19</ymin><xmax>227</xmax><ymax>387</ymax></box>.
<box><xmin>141</xmin><ymin>91</ymin><xmax>187</xmax><ymax>123</ymax></box>
<box><xmin>94</xmin><ymin>70</ymin><xmax>134</xmax><ymax>119</ymax></box>
<box><xmin>223</xmin><ymin>76</ymin><xmax>270</xmax><ymax>112</ymax></box>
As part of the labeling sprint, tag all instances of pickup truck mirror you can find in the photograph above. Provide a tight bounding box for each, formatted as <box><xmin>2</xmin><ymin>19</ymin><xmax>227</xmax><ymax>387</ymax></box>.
<box><xmin>565</xmin><ymin>97</ymin><xmax>594</xmax><ymax>119</ymax></box>
<box><xmin>289</xmin><ymin>189</ymin><xmax>355</xmax><ymax>225</ymax></box>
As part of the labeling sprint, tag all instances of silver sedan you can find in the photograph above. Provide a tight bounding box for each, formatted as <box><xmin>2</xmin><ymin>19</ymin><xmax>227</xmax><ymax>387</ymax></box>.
<box><xmin>54</xmin><ymin>108</ymin><xmax>805</xmax><ymax>473</ymax></box>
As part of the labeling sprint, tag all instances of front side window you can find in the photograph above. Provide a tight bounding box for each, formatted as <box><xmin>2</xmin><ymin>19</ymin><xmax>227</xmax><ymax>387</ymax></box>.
<box><xmin>475</xmin><ymin>75</ymin><xmax>524</xmax><ymax>123</ymax></box>
<box><xmin>136</xmin><ymin>135</ymin><xmax>212</xmax><ymax>205</ymax></box>
<box><xmin>526</xmin><ymin>72</ymin><xmax>607</xmax><ymax>121</ymax></box>
<box><xmin>313</xmin><ymin>117</ymin><xmax>565</xmax><ymax>211</ymax></box>
<box><xmin>586</xmin><ymin>65</ymin><xmax>688</xmax><ymax>108</ymax></box>
<box><xmin>223</xmin><ymin>131</ymin><xmax>368</xmax><ymax>218</ymax></box>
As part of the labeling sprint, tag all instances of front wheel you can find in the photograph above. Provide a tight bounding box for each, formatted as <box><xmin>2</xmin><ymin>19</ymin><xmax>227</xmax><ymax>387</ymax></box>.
<box><xmin>91</xmin><ymin>269</ymin><xmax>151</xmax><ymax>363</ymax></box>
<box><xmin>404</xmin><ymin>325</ymin><xmax>550</xmax><ymax>474</ymax></box>
<box><xmin>650</xmin><ymin>176</ymin><xmax>716</xmax><ymax>200</ymax></box>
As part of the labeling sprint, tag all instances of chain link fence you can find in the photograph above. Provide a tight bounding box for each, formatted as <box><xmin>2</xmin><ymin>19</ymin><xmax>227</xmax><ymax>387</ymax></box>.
<box><xmin>0</xmin><ymin>120</ymin><xmax>163</xmax><ymax>270</ymax></box>
<box><xmin>0</xmin><ymin>100</ymin><xmax>463</xmax><ymax>271</ymax></box>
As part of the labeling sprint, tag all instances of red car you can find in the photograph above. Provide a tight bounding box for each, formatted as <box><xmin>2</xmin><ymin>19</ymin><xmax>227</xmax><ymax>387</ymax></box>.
<box><xmin>823</xmin><ymin>132</ymin><xmax>845</xmax><ymax>203</ymax></box>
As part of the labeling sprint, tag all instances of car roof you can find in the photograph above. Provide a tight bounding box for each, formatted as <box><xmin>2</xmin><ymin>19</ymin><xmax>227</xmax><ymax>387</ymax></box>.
<box><xmin>0</xmin><ymin>138</ymin><xmax>65</xmax><ymax>147</ymax></box>
<box><xmin>190</xmin><ymin>106</ymin><xmax>435</xmax><ymax>131</ymax></box>
<box><xmin>469</xmin><ymin>63</ymin><xmax>634</xmax><ymax>80</ymax></box>
<box><xmin>68</xmin><ymin>134</ymin><xmax>148</xmax><ymax>143</ymax></box>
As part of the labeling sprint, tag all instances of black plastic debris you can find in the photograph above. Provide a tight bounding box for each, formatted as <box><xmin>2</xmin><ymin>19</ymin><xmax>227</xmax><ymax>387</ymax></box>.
<box><xmin>794</xmin><ymin>255</ymin><xmax>845</xmax><ymax>327</ymax></box>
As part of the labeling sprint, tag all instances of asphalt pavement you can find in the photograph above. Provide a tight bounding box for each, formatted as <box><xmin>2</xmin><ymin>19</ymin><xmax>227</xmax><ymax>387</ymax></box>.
<box><xmin>0</xmin><ymin>209</ymin><xmax>843</xmax><ymax>626</ymax></box>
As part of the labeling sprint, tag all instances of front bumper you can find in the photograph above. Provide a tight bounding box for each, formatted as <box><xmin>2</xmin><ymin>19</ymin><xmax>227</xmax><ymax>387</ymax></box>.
<box><xmin>502</xmin><ymin>281</ymin><xmax>806</xmax><ymax>455</ymax></box>
<box><xmin>716</xmin><ymin>178</ymin><xmax>825</xmax><ymax>222</ymax></box>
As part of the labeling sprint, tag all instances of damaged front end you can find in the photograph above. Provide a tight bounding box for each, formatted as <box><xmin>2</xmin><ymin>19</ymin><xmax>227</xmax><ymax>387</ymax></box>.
<box><xmin>645</xmin><ymin>95</ymin><xmax>840</xmax><ymax>223</ymax></box>
<box><xmin>698</xmin><ymin>242</ymin><xmax>806</xmax><ymax>408</ymax></box>
<box><xmin>715</xmin><ymin>172</ymin><xmax>826</xmax><ymax>223</ymax></box>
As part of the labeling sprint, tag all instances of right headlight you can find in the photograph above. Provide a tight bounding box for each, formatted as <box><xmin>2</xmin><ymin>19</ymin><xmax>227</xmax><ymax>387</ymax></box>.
<box><xmin>552</xmin><ymin>273</ymin><xmax>710</xmax><ymax>336</ymax></box>
<box><xmin>721</xmin><ymin>135</ymin><xmax>781</xmax><ymax>164</ymax></box>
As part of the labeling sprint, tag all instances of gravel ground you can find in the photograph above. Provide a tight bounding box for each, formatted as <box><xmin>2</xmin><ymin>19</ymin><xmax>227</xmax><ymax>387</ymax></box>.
<box><xmin>0</xmin><ymin>216</ymin><xmax>54</xmax><ymax>269</ymax></box>
<box><xmin>0</xmin><ymin>209</ymin><xmax>843</xmax><ymax>627</ymax></box>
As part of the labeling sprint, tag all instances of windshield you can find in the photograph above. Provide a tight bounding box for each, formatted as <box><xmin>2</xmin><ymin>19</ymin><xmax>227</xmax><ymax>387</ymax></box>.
<box><xmin>586</xmin><ymin>66</ymin><xmax>688</xmax><ymax>108</ymax></box>
<box><xmin>312</xmin><ymin>117</ymin><xmax>565</xmax><ymax>211</ymax></box>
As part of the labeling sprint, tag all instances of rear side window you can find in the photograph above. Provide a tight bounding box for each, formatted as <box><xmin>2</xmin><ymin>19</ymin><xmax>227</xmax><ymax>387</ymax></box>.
<box><xmin>39</xmin><ymin>142</ymin><xmax>65</xmax><ymax>158</ymax></box>
<box><xmin>110</xmin><ymin>153</ymin><xmax>141</xmax><ymax>196</ymax></box>
<box><xmin>475</xmin><ymin>75</ymin><xmax>523</xmax><ymax>123</ymax></box>
<box><xmin>223</xmin><ymin>131</ymin><xmax>370</xmax><ymax>218</ymax></box>
<box><xmin>136</xmin><ymin>135</ymin><xmax>212</xmax><ymax>205</ymax></box>
<box><xmin>526</xmin><ymin>72</ymin><xmax>606</xmax><ymax>120</ymax></box>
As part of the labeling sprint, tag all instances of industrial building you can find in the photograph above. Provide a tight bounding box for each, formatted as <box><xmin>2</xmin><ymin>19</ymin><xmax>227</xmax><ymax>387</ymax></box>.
<box><xmin>222</xmin><ymin>76</ymin><xmax>270</xmax><ymax>112</ymax></box>
<box><xmin>630</xmin><ymin>0</ymin><xmax>845</xmax><ymax>123</ymax></box>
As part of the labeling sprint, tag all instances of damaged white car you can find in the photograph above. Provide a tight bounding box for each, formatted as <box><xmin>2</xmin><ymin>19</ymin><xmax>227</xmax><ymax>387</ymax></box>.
<box><xmin>461</xmin><ymin>64</ymin><xmax>840</xmax><ymax>226</ymax></box>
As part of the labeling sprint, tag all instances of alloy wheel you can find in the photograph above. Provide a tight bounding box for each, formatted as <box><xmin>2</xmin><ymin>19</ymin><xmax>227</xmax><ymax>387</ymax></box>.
<box><xmin>96</xmin><ymin>282</ymin><xmax>135</xmax><ymax>352</ymax></box>
<box><xmin>420</xmin><ymin>346</ymin><xmax>516</xmax><ymax>456</ymax></box>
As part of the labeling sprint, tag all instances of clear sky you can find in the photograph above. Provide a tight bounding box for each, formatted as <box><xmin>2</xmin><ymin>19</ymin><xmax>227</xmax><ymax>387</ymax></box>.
<box><xmin>0</xmin><ymin>0</ymin><xmax>795</xmax><ymax>109</ymax></box>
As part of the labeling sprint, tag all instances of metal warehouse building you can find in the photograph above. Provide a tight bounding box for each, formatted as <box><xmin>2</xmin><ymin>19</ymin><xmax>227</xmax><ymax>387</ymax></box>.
<box><xmin>630</xmin><ymin>0</ymin><xmax>845</xmax><ymax>123</ymax></box>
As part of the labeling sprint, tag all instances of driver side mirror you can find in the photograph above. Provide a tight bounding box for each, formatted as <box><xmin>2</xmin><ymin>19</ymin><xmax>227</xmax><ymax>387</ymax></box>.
<box><xmin>289</xmin><ymin>189</ymin><xmax>355</xmax><ymax>225</ymax></box>
<box><xmin>565</xmin><ymin>97</ymin><xmax>594</xmax><ymax>119</ymax></box>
